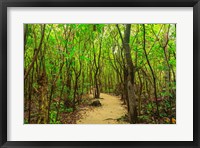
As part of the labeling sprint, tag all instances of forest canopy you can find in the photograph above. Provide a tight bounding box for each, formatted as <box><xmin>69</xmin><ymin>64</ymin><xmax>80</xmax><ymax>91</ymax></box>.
<box><xmin>24</xmin><ymin>24</ymin><xmax>176</xmax><ymax>124</ymax></box>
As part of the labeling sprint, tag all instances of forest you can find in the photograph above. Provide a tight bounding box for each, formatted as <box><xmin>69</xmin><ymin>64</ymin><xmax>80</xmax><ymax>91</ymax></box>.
<box><xmin>24</xmin><ymin>24</ymin><xmax>176</xmax><ymax>124</ymax></box>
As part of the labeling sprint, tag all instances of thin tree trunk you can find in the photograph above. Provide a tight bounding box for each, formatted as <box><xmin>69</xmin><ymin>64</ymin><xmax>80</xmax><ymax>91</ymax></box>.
<box><xmin>25</xmin><ymin>25</ymin><xmax>46</xmax><ymax>80</ymax></box>
<box><xmin>142</xmin><ymin>24</ymin><xmax>159</xmax><ymax>117</ymax></box>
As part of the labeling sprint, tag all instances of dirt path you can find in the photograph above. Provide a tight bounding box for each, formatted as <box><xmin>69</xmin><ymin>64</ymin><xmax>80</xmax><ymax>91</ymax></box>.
<box><xmin>77</xmin><ymin>93</ymin><xmax>129</xmax><ymax>124</ymax></box>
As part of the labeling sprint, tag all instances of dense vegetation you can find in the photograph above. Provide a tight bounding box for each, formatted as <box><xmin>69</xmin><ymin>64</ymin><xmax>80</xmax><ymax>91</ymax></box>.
<box><xmin>24</xmin><ymin>24</ymin><xmax>176</xmax><ymax>124</ymax></box>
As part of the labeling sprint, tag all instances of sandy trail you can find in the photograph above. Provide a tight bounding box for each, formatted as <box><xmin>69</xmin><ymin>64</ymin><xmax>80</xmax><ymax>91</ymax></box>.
<box><xmin>77</xmin><ymin>93</ymin><xmax>129</xmax><ymax>124</ymax></box>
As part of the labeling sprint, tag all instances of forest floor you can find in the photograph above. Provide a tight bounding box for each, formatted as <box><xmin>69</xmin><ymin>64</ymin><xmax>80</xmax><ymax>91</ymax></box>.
<box><xmin>77</xmin><ymin>93</ymin><xmax>129</xmax><ymax>124</ymax></box>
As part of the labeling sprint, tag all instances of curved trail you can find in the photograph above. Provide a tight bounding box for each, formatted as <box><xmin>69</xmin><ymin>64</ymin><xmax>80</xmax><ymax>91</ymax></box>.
<box><xmin>77</xmin><ymin>93</ymin><xmax>129</xmax><ymax>124</ymax></box>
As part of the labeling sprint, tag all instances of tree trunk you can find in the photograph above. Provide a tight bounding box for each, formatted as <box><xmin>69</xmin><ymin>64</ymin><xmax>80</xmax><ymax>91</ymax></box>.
<box><xmin>123</xmin><ymin>24</ymin><xmax>137</xmax><ymax>123</ymax></box>
<box><xmin>142</xmin><ymin>24</ymin><xmax>159</xmax><ymax>117</ymax></box>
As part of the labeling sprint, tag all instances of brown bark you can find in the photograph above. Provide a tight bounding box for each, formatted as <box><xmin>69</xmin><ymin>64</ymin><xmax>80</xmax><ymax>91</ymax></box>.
<box><xmin>24</xmin><ymin>25</ymin><xmax>46</xmax><ymax>80</ymax></box>
<box><xmin>142</xmin><ymin>24</ymin><xmax>159</xmax><ymax>116</ymax></box>
<box><xmin>123</xmin><ymin>24</ymin><xmax>137</xmax><ymax>123</ymax></box>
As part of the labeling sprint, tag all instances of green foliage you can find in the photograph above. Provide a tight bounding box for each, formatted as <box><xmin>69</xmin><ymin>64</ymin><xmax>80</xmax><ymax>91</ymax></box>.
<box><xmin>50</xmin><ymin>111</ymin><xmax>61</xmax><ymax>124</ymax></box>
<box><xmin>24</xmin><ymin>23</ymin><xmax>176</xmax><ymax>124</ymax></box>
<box><xmin>66</xmin><ymin>108</ymin><xmax>73</xmax><ymax>113</ymax></box>
<box><xmin>24</xmin><ymin>119</ymin><xmax>29</xmax><ymax>124</ymax></box>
